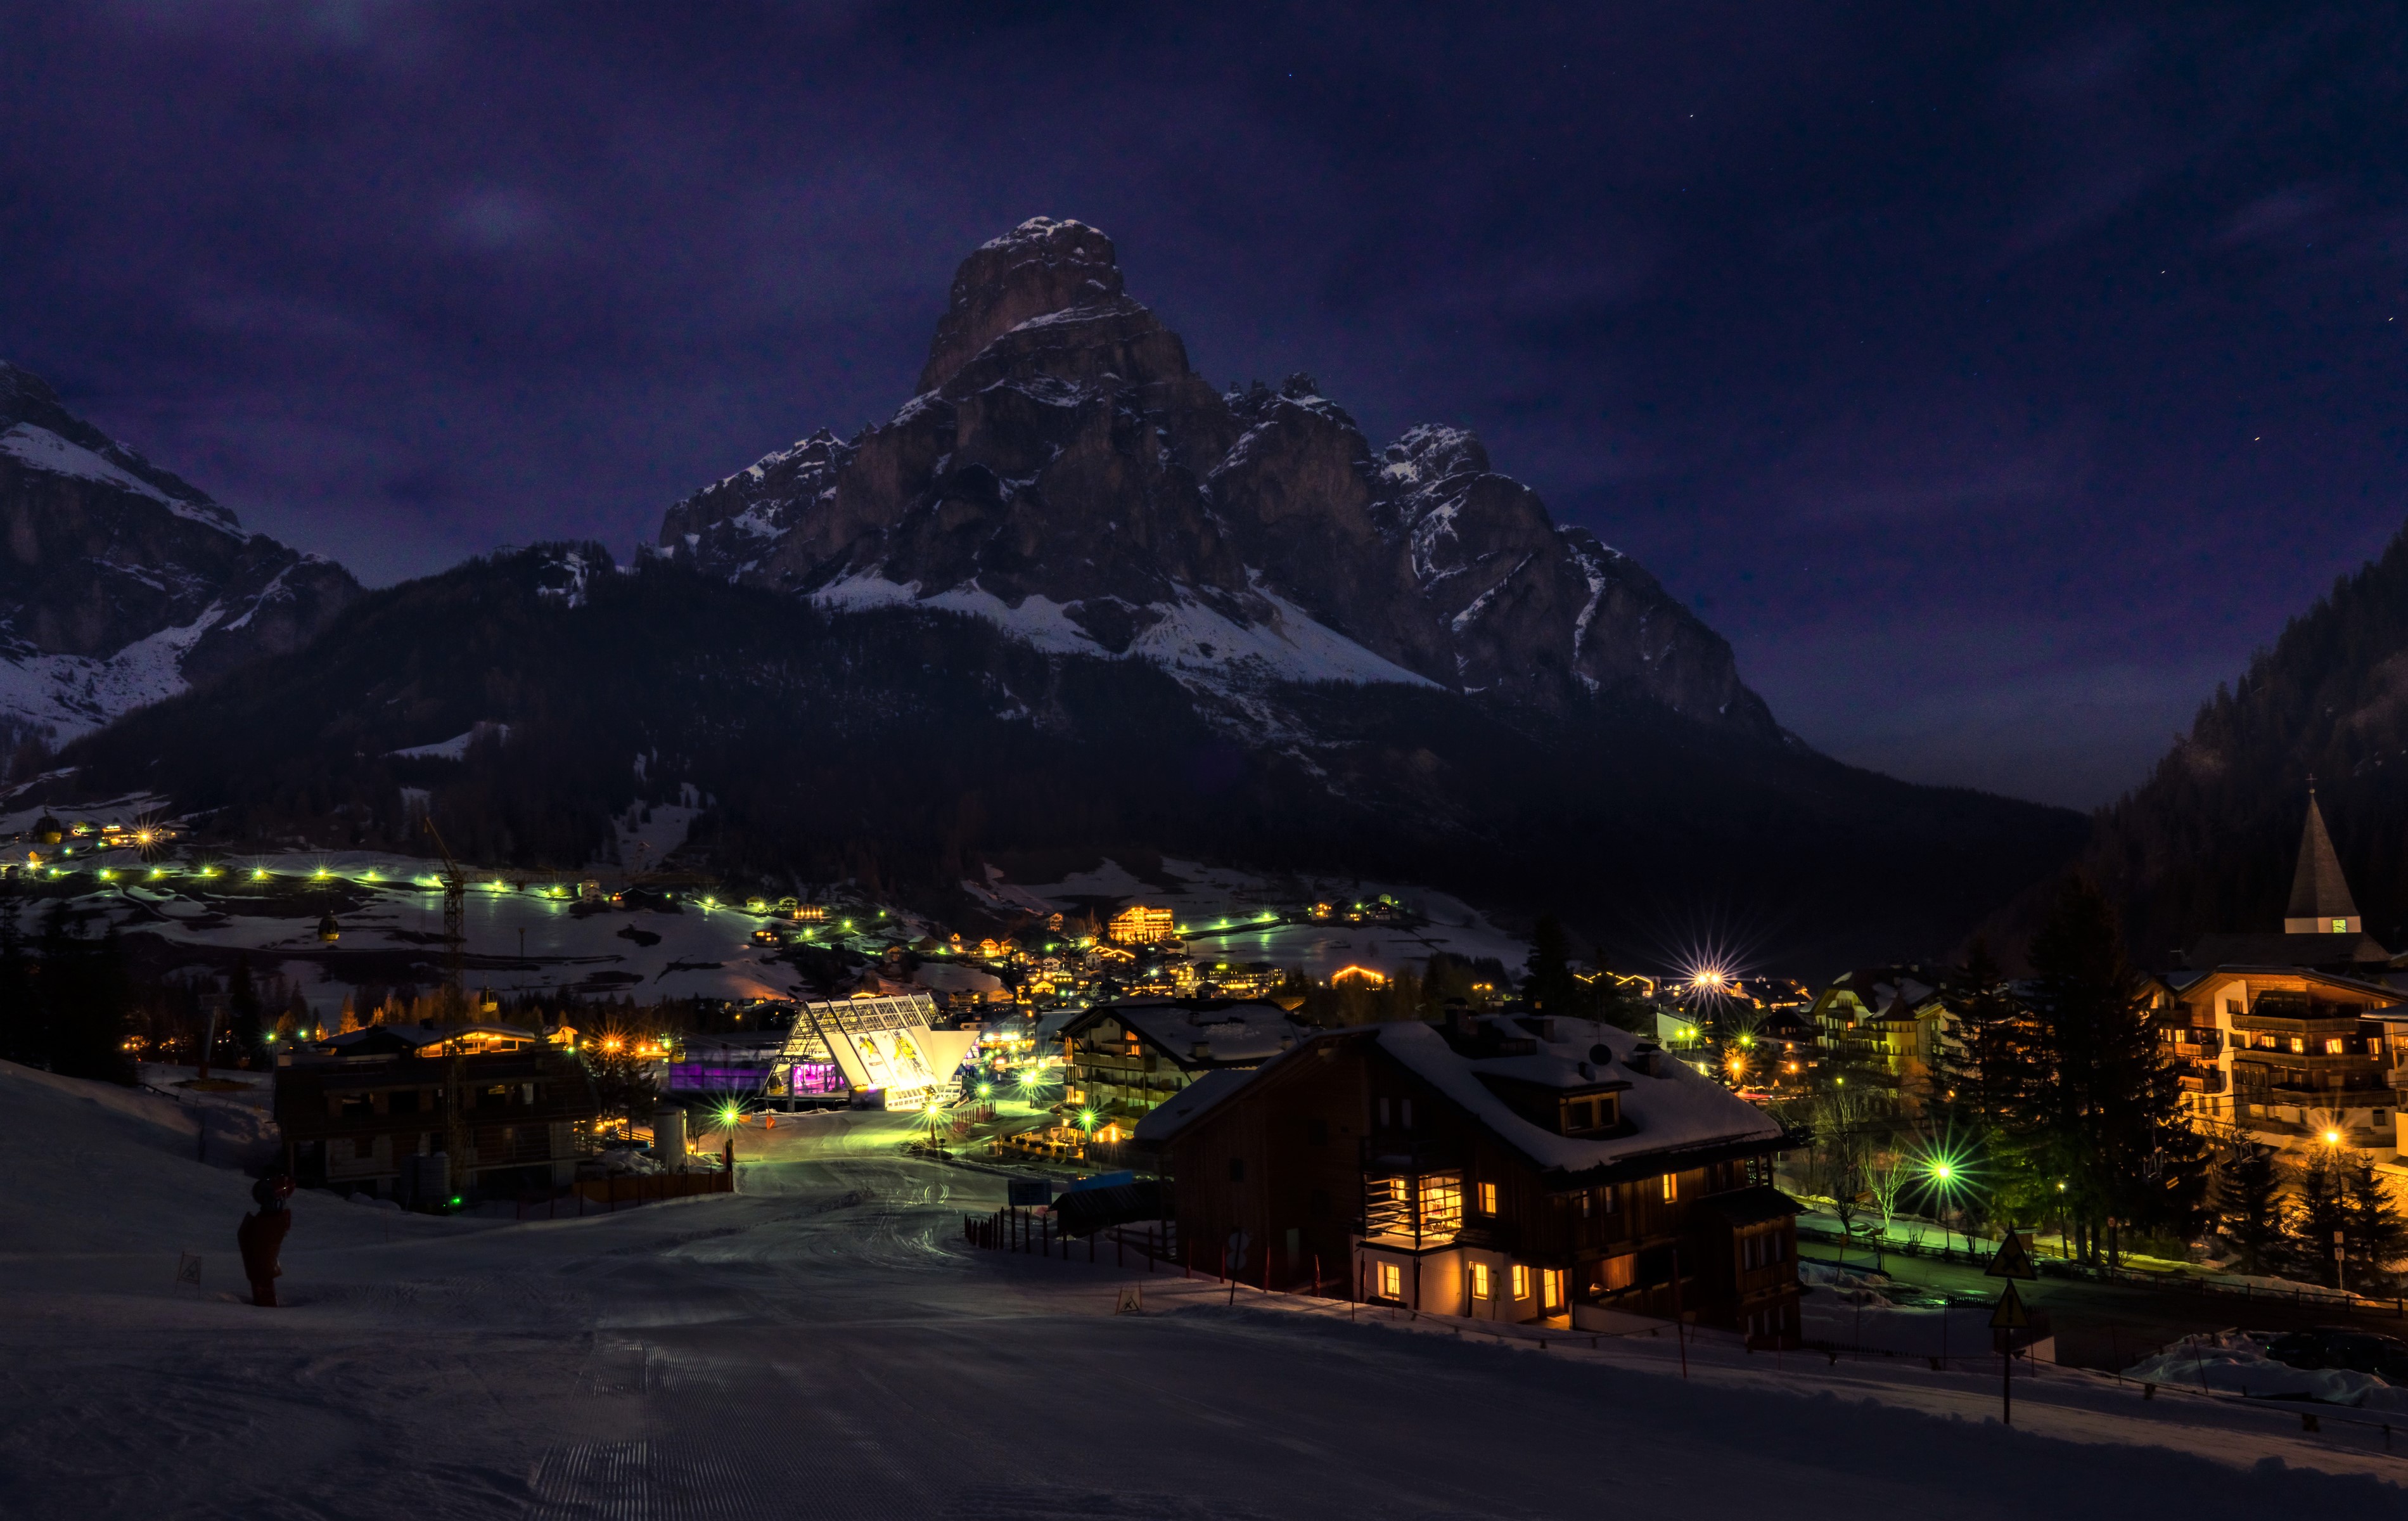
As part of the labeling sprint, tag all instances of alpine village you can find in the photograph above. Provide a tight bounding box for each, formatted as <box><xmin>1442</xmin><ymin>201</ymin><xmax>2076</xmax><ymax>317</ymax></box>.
<box><xmin>13</xmin><ymin>209</ymin><xmax>2408</xmax><ymax>1500</ymax></box>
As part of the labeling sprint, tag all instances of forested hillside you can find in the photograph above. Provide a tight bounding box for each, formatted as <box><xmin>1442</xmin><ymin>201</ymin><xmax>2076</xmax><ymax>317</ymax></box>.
<box><xmin>2079</xmin><ymin>520</ymin><xmax>2408</xmax><ymax>960</ymax></box>
<box><xmin>52</xmin><ymin>546</ymin><xmax>2082</xmax><ymax>972</ymax></box>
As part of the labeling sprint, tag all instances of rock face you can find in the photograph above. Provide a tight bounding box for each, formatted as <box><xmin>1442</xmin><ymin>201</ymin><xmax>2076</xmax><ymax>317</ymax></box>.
<box><xmin>0</xmin><ymin>362</ymin><xmax>359</xmax><ymax>745</ymax></box>
<box><xmin>660</xmin><ymin>217</ymin><xmax>1772</xmax><ymax>735</ymax></box>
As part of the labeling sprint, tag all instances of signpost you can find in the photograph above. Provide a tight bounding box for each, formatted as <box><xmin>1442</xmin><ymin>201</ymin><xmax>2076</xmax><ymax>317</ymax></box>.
<box><xmin>1986</xmin><ymin>1231</ymin><xmax>2038</xmax><ymax>1427</ymax></box>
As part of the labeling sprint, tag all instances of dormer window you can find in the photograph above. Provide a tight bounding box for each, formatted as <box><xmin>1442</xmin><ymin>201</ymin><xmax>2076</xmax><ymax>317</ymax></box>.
<box><xmin>1559</xmin><ymin>1092</ymin><xmax>1620</xmax><ymax>1134</ymax></box>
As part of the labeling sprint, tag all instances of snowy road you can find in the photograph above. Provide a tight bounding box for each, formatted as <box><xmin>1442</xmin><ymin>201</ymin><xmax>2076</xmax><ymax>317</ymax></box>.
<box><xmin>4</xmin><ymin>1070</ymin><xmax>2405</xmax><ymax>1519</ymax></box>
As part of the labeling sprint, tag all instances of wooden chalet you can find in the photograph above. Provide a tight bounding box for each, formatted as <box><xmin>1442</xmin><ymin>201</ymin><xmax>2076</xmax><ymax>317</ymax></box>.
<box><xmin>273</xmin><ymin>1023</ymin><xmax>600</xmax><ymax>1201</ymax></box>
<box><xmin>1136</xmin><ymin>1011</ymin><xmax>1805</xmax><ymax>1347</ymax></box>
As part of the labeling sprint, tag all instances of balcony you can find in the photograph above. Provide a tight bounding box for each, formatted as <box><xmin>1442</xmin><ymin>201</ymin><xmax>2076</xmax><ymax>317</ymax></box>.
<box><xmin>2179</xmin><ymin>1070</ymin><xmax>2227</xmax><ymax>1095</ymax></box>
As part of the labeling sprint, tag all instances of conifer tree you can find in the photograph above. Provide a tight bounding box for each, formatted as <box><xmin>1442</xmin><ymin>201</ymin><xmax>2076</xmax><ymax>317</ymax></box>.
<box><xmin>1933</xmin><ymin>939</ymin><xmax>2033</xmax><ymax>1230</ymax></box>
<box><xmin>2286</xmin><ymin>1147</ymin><xmax>2351</xmax><ymax>1287</ymax></box>
<box><xmin>2210</xmin><ymin>1139</ymin><xmax>2284</xmax><ymax>1274</ymax></box>
<box><xmin>227</xmin><ymin>954</ymin><xmax>262</xmax><ymax>1062</ymax></box>
<box><xmin>2023</xmin><ymin>876</ymin><xmax>2206</xmax><ymax>1262</ymax></box>
<box><xmin>1521</xmin><ymin>915</ymin><xmax>1589</xmax><ymax>1017</ymax></box>
<box><xmin>2342</xmin><ymin>1155</ymin><xmax>2408</xmax><ymax>1289</ymax></box>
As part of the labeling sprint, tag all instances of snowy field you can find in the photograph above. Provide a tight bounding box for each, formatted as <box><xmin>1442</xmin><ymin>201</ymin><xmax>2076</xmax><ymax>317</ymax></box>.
<box><xmin>4</xmin><ymin>1060</ymin><xmax>2403</xmax><ymax>1519</ymax></box>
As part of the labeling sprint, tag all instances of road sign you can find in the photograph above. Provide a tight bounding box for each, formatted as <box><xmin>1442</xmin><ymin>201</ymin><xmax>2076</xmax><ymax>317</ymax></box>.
<box><xmin>1115</xmin><ymin>1286</ymin><xmax>1143</xmax><ymax>1314</ymax></box>
<box><xmin>1989</xmin><ymin>1281</ymin><xmax>2030</xmax><ymax>1330</ymax></box>
<box><xmin>174</xmin><ymin>1252</ymin><xmax>203</xmax><ymax>1288</ymax></box>
<box><xmin>1985</xmin><ymin>1230</ymin><xmax>2037</xmax><ymax>1281</ymax></box>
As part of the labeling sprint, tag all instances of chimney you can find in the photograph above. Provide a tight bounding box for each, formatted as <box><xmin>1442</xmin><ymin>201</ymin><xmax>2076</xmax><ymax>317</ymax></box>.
<box><xmin>1190</xmin><ymin>1041</ymin><xmax>1212</xmax><ymax>1062</ymax></box>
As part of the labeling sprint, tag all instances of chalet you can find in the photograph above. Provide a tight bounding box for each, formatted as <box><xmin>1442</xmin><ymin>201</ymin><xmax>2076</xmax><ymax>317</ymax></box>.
<box><xmin>1060</xmin><ymin>999</ymin><xmax>1306</xmax><ymax>1122</ymax></box>
<box><xmin>1136</xmin><ymin>1011</ymin><xmax>1804</xmax><ymax>1347</ymax></box>
<box><xmin>2166</xmin><ymin>789</ymin><xmax>2408</xmax><ymax>1158</ymax></box>
<box><xmin>1806</xmin><ymin>968</ymin><xmax>1948</xmax><ymax>1077</ymax></box>
<box><xmin>273</xmin><ymin>1023</ymin><xmax>600</xmax><ymax>1201</ymax></box>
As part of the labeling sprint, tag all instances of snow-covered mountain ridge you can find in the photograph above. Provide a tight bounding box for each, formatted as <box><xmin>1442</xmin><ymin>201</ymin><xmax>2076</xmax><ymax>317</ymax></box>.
<box><xmin>659</xmin><ymin>217</ymin><xmax>1773</xmax><ymax>734</ymax></box>
<box><xmin>0</xmin><ymin>362</ymin><xmax>359</xmax><ymax>749</ymax></box>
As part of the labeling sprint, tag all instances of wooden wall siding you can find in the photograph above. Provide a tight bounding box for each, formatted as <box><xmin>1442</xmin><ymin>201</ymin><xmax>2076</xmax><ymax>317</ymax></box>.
<box><xmin>1161</xmin><ymin>1032</ymin><xmax>1800</xmax><ymax>1340</ymax></box>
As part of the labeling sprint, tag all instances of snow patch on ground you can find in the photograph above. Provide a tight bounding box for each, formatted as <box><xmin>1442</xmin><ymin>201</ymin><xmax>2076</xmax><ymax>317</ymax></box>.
<box><xmin>2126</xmin><ymin>1332</ymin><xmax>2408</xmax><ymax>1412</ymax></box>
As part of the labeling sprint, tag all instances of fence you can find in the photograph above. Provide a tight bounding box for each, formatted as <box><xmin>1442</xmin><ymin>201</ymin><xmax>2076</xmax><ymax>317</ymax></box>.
<box><xmin>572</xmin><ymin>1170</ymin><xmax>735</xmax><ymax>1210</ymax></box>
<box><xmin>1798</xmin><ymin>1220</ymin><xmax>2408</xmax><ymax>1319</ymax></box>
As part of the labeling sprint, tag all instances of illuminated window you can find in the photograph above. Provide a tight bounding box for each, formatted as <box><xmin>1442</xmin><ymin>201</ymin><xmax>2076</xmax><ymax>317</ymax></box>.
<box><xmin>1542</xmin><ymin>1268</ymin><xmax>1563</xmax><ymax>1309</ymax></box>
<box><xmin>2290</xmin><ymin>1037</ymin><xmax>2307</xmax><ymax>1055</ymax></box>
<box><xmin>1511</xmin><ymin>1264</ymin><xmax>1532</xmax><ymax>1300</ymax></box>
<box><xmin>1470</xmin><ymin>1262</ymin><xmax>1492</xmax><ymax>1299</ymax></box>
<box><xmin>1378</xmin><ymin>1262</ymin><xmax>1403</xmax><ymax>1299</ymax></box>
<box><xmin>1661</xmin><ymin>1172</ymin><xmax>1679</xmax><ymax>1202</ymax></box>
<box><xmin>2334</xmin><ymin>918</ymin><xmax>2348</xmax><ymax>934</ymax></box>
<box><xmin>2326</xmin><ymin>1038</ymin><xmax>2347</xmax><ymax>1055</ymax></box>
<box><xmin>1478</xmin><ymin>1181</ymin><xmax>1499</xmax><ymax>1214</ymax></box>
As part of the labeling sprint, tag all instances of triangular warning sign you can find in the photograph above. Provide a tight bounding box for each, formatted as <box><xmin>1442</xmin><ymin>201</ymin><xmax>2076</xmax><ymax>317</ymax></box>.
<box><xmin>1985</xmin><ymin>1230</ymin><xmax>2037</xmax><ymax>1280</ymax></box>
<box><xmin>1989</xmin><ymin>1281</ymin><xmax>2031</xmax><ymax>1330</ymax></box>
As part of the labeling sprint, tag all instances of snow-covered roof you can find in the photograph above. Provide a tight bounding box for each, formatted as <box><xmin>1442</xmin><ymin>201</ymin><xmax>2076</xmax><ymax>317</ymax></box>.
<box><xmin>1075</xmin><ymin>999</ymin><xmax>1303</xmax><ymax>1066</ymax></box>
<box><xmin>1376</xmin><ymin>1020</ymin><xmax>1781</xmax><ymax>1175</ymax></box>
<box><xmin>1135</xmin><ymin>1015</ymin><xmax>1783</xmax><ymax>1174</ymax></box>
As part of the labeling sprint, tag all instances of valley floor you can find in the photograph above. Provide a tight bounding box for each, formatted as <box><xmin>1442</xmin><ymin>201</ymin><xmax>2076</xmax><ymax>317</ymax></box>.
<box><xmin>3</xmin><ymin>1065</ymin><xmax>2402</xmax><ymax>1519</ymax></box>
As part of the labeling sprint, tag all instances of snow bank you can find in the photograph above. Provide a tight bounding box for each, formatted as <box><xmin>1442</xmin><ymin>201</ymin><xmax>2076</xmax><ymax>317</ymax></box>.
<box><xmin>2125</xmin><ymin>1332</ymin><xmax>2408</xmax><ymax>1411</ymax></box>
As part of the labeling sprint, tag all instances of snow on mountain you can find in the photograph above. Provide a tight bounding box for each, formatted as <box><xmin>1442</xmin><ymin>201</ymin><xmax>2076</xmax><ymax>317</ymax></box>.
<box><xmin>0</xmin><ymin>362</ymin><xmax>360</xmax><ymax>747</ymax></box>
<box><xmin>658</xmin><ymin>217</ymin><xmax>1774</xmax><ymax>738</ymax></box>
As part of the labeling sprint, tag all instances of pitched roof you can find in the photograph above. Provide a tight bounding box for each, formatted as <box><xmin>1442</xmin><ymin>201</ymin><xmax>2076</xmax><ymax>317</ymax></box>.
<box><xmin>1135</xmin><ymin>1017</ymin><xmax>1785</xmax><ymax>1178</ymax></box>
<box><xmin>2288</xmin><ymin>790</ymin><xmax>2360</xmax><ymax>922</ymax></box>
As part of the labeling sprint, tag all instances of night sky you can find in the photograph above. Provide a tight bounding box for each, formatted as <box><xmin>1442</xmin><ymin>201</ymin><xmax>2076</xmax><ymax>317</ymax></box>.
<box><xmin>4</xmin><ymin>4</ymin><xmax>2402</xmax><ymax>809</ymax></box>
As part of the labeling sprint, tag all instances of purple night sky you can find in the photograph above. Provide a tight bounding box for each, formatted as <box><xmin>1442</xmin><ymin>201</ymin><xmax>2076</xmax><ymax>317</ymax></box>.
<box><xmin>3</xmin><ymin>3</ymin><xmax>2402</xmax><ymax>807</ymax></box>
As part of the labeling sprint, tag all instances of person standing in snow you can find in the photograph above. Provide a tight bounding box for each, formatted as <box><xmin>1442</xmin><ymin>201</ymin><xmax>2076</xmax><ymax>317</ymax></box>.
<box><xmin>236</xmin><ymin>1175</ymin><xmax>294</xmax><ymax>1307</ymax></box>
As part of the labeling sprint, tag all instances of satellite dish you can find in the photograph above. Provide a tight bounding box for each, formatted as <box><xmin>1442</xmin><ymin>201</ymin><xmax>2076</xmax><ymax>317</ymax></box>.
<box><xmin>1589</xmin><ymin>1043</ymin><xmax>1613</xmax><ymax>1064</ymax></box>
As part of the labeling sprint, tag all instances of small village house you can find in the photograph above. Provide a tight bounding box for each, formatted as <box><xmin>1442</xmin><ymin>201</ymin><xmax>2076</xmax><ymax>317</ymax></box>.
<box><xmin>274</xmin><ymin>1023</ymin><xmax>601</xmax><ymax>1201</ymax></box>
<box><xmin>1136</xmin><ymin>1011</ymin><xmax>1804</xmax><ymax>1345</ymax></box>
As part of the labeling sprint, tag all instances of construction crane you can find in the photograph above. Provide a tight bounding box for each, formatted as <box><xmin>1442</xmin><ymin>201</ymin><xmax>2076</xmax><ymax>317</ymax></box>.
<box><xmin>422</xmin><ymin>816</ymin><xmax>468</xmax><ymax>1018</ymax></box>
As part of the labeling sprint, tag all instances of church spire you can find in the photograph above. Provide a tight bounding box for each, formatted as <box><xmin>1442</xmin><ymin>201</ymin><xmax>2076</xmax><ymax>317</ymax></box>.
<box><xmin>2283</xmin><ymin>784</ymin><xmax>2362</xmax><ymax>935</ymax></box>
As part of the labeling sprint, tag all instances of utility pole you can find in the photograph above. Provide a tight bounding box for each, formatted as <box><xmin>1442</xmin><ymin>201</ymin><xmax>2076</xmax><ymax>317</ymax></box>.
<box><xmin>422</xmin><ymin>817</ymin><xmax>468</xmax><ymax>1023</ymax></box>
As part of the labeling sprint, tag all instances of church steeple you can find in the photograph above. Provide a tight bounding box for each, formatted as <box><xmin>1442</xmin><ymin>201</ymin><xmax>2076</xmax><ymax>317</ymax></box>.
<box><xmin>2283</xmin><ymin>785</ymin><xmax>2362</xmax><ymax>935</ymax></box>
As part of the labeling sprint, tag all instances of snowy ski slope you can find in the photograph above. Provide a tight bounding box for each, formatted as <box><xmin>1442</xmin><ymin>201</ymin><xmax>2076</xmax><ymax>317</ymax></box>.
<box><xmin>1</xmin><ymin>1061</ymin><xmax>2401</xmax><ymax>1518</ymax></box>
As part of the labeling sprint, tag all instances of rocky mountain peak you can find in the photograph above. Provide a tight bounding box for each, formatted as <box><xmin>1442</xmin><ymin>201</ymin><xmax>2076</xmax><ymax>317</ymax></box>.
<box><xmin>662</xmin><ymin>219</ymin><xmax>1779</xmax><ymax>742</ymax></box>
<box><xmin>917</xmin><ymin>217</ymin><xmax>1125</xmax><ymax>394</ymax></box>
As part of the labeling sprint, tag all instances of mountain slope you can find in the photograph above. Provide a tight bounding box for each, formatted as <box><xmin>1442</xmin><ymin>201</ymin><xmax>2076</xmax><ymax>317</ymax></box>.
<box><xmin>0</xmin><ymin>363</ymin><xmax>359</xmax><ymax>750</ymax></box>
<box><xmin>659</xmin><ymin>217</ymin><xmax>1769</xmax><ymax>734</ymax></box>
<box><xmin>2070</xmin><ymin>521</ymin><xmax>2408</xmax><ymax>959</ymax></box>
<box><xmin>60</xmin><ymin>546</ymin><xmax>2083</xmax><ymax>972</ymax></box>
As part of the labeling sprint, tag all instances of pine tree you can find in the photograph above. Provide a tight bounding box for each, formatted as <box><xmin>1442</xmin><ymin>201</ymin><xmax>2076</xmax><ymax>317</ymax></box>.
<box><xmin>1933</xmin><ymin>939</ymin><xmax>2035</xmax><ymax>1232</ymax></box>
<box><xmin>227</xmin><ymin>954</ymin><xmax>262</xmax><ymax>1063</ymax></box>
<box><xmin>2211</xmin><ymin>1139</ymin><xmax>2284</xmax><ymax>1273</ymax></box>
<box><xmin>2342</xmin><ymin>1154</ymin><xmax>2408</xmax><ymax>1290</ymax></box>
<box><xmin>2023</xmin><ymin>876</ymin><xmax>2206</xmax><ymax>1262</ymax></box>
<box><xmin>1521</xmin><ymin>915</ymin><xmax>1588</xmax><ymax>1017</ymax></box>
<box><xmin>0</xmin><ymin>880</ymin><xmax>29</xmax><ymax>1067</ymax></box>
<box><xmin>2286</xmin><ymin>1148</ymin><xmax>2351</xmax><ymax>1287</ymax></box>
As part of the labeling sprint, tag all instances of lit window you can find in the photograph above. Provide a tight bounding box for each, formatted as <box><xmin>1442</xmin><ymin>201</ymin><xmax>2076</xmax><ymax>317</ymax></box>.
<box><xmin>1378</xmin><ymin>1262</ymin><xmax>1402</xmax><ymax>1299</ymax></box>
<box><xmin>2326</xmin><ymin>1038</ymin><xmax>2347</xmax><ymax>1056</ymax></box>
<box><xmin>1662</xmin><ymin>1172</ymin><xmax>1679</xmax><ymax>1202</ymax></box>
<box><xmin>1478</xmin><ymin>1181</ymin><xmax>1499</xmax><ymax>1214</ymax></box>
<box><xmin>2291</xmin><ymin>1037</ymin><xmax>2307</xmax><ymax>1055</ymax></box>
<box><xmin>1511</xmin><ymin>1264</ymin><xmax>1532</xmax><ymax>1300</ymax></box>
<box><xmin>2335</xmin><ymin>918</ymin><xmax>2348</xmax><ymax>934</ymax></box>
<box><xmin>1542</xmin><ymin>1269</ymin><xmax>1563</xmax><ymax>1309</ymax></box>
<box><xmin>1470</xmin><ymin>1262</ymin><xmax>1492</xmax><ymax>1299</ymax></box>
